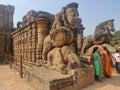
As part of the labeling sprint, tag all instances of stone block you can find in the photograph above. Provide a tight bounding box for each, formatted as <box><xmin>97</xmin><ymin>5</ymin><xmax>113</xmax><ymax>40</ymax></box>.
<box><xmin>23</xmin><ymin>66</ymin><xmax>94</xmax><ymax>90</ymax></box>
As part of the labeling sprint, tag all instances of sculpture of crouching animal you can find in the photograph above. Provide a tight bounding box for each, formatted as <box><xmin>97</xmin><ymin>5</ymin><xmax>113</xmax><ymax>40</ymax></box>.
<box><xmin>47</xmin><ymin>46</ymin><xmax>81</xmax><ymax>74</ymax></box>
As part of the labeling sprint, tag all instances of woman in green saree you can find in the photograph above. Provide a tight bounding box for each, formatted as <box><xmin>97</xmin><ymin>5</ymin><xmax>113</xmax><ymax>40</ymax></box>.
<box><xmin>92</xmin><ymin>47</ymin><xmax>102</xmax><ymax>81</ymax></box>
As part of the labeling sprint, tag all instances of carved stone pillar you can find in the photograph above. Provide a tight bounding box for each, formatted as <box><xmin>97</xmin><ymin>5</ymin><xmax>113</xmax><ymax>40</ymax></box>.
<box><xmin>36</xmin><ymin>19</ymin><xmax>49</xmax><ymax>65</ymax></box>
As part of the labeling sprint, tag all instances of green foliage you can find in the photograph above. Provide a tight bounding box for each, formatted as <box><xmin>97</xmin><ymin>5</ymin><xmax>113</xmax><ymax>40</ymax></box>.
<box><xmin>110</xmin><ymin>30</ymin><xmax>120</xmax><ymax>47</ymax></box>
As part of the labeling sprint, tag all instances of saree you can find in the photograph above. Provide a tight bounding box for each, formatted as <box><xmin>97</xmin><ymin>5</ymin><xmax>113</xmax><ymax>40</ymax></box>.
<box><xmin>93</xmin><ymin>52</ymin><xmax>102</xmax><ymax>80</ymax></box>
<box><xmin>103</xmin><ymin>50</ymin><xmax>112</xmax><ymax>77</ymax></box>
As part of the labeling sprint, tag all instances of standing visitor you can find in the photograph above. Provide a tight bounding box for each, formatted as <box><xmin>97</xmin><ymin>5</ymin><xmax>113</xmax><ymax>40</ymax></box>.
<box><xmin>102</xmin><ymin>46</ymin><xmax>113</xmax><ymax>78</ymax></box>
<box><xmin>91</xmin><ymin>47</ymin><xmax>102</xmax><ymax>82</ymax></box>
<box><xmin>112</xmin><ymin>50</ymin><xmax>120</xmax><ymax>74</ymax></box>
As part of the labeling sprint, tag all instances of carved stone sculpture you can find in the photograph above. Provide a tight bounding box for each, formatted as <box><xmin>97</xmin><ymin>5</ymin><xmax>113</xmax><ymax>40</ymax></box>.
<box><xmin>50</xmin><ymin>2</ymin><xmax>84</xmax><ymax>52</ymax></box>
<box><xmin>51</xmin><ymin>28</ymin><xmax>74</xmax><ymax>47</ymax></box>
<box><xmin>42</xmin><ymin>35</ymin><xmax>53</xmax><ymax>63</ymax></box>
<box><xmin>94</xmin><ymin>19</ymin><xmax>115</xmax><ymax>44</ymax></box>
<box><xmin>42</xmin><ymin>28</ymin><xmax>74</xmax><ymax>64</ymax></box>
<box><xmin>47</xmin><ymin>46</ymin><xmax>81</xmax><ymax>74</ymax></box>
<box><xmin>38</xmin><ymin>2</ymin><xmax>85</xmax><ymax>74</ymax></box>
<box><xmin>82</xmin><ymin>19</ymin><xmax>115</xmax><ymax>54</ymax></box>
<box><xmin>42</xmin><ymin>2</ymin><xmax>84</xmax><ymax>63</ymax></box>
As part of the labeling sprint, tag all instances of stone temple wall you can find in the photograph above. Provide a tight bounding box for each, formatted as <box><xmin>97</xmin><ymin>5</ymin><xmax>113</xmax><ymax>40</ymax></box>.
<box><xmin>11</xmin><ymin>10</ymin><xmax>54</xmax><ymax>65</ymax></box>
<box><xmin>11</xmin><ymin>3</ymin><xmax>94</xmax><ymax>90</ymax></box>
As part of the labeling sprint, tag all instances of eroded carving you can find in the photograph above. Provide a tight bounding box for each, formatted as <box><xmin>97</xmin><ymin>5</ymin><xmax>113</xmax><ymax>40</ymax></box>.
<box><xmin>12</xmin><ymin>2</ymin><xmax>86</xmax><ymax>74</ymax></box>
<box><xmin>82</xmin><ymin>19</ymin><xmax>115</xmax><ymax>54</ymax></box>
<box><xmin>42</xmin><ymin>2</ymin><xmax>84</xmax><ymax>73</ymax></box>
<box><xmin>47</xmin><ymin>46</ymin><xmax>81</xmax><ymax>74</ymax></box>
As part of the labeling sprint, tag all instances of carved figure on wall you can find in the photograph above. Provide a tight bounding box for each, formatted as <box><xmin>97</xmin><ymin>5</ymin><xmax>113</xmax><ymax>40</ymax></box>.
<box><xmin>82</xmin><ymin>19</ymin><xmax>115</xmax><ymax>54</ymax></box>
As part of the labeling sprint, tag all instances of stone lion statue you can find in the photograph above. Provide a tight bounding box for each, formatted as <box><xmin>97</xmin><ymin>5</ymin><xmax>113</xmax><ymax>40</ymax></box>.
<box><xmin>42</xmin><ymin>2</ymin><xmax>84</xmax><ymax>63</ymax></box>
<box><xmin>47</xmin><ymin>46</ymin><xmax>81</xmax><ymax>74</ymax></box>
<box><xmin>82</xmin><ymin>19</ymin><xmax>115</xmax><ymax>54</ymax></box>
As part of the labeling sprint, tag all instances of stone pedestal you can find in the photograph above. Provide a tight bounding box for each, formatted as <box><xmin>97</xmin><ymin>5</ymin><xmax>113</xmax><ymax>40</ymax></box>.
<box><xmin>23</xmin><ymin>66</ymin><xmax>94</xmax><ymax>90</ymax></box>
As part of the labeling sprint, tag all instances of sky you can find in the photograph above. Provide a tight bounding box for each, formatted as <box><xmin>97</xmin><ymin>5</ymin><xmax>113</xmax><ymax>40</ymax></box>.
<box><xmin>0</xmin><ymin>0</ymin><xmax>120</xmax><ymax>36</ymax></box>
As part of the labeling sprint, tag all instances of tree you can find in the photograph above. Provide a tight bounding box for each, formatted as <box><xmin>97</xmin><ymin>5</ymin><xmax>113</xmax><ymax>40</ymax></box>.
<box><xmin>110</xmin><ymin>30</ymin><xmax>120</xmax><ymax>47</ymax></box>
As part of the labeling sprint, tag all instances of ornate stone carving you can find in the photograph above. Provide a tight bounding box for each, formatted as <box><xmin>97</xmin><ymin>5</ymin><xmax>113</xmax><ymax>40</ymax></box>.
<box><xmin>41</xmin><ymin>2</ymin><xmax>85</xmax><ymax>73</ymax></box>
<box><xmin>82</xmin><ymin>19</ymin><xmax>115</xmax><ymax>54</ymax></box>
<box><xmin>94</xmin><ymin>19</ymin><xmax>115</xmax><ymax>44</ymax></box>
<box><xmin>12</xmin><ymin>3</ymin><xmax>85</xmax><ymax>74</ymax></box>
<box><xmin>42</xmin><ymin>2</ymin><xmax>84</xmax><ymax>62</ymax></box>
<box><xmin>47</xmin><ymin>46</ymin><xmax>81</xmax><ymax>74</ymax></box>
<box><xmin>52</xmin><ymin>3</ymin><xmax>84</xmax><ymax>49</ymax></box>
<box><xmin>49</xmin><ymin>3</ymin><xmax>85</xmax><ymax>54</ymax></box>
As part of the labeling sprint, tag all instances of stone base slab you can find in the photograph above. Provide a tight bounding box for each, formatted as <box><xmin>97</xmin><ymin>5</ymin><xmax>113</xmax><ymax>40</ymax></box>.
<box><xmin>21</xmin><ymin>66</ymin><xmax>94</xmax><ymax>90</ymax></box>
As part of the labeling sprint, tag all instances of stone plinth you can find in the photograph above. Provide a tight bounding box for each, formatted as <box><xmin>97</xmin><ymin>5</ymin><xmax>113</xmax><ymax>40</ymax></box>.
<box><xmin>23</xmin><ymin>66</ymin><xmax>94</xmax><ymax>90</ymax></box>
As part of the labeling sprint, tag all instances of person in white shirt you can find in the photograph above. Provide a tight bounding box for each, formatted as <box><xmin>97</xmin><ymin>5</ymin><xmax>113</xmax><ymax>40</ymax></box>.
<box><xmin>112</xmin><ymin>50</ymin><xmax>120</xmax><ymax>74</ymax></box>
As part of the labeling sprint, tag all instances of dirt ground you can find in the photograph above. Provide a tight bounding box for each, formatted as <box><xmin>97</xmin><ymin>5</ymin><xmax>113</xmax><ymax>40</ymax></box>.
<box><xmin>82</xmin><ymin>68</ymin><xmax>120</xmax><ymax>90</ymax></box>
<box><xmin>0</xmin><ymin>64</ymin><xmax>120</xmax><ymax>90</ymax></box>
<box><xmin>0</xmin><ymin>64</ymin><xmax>35</xmax><ymax>90</ymax></box>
